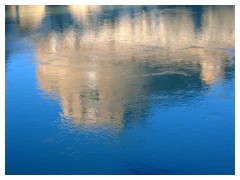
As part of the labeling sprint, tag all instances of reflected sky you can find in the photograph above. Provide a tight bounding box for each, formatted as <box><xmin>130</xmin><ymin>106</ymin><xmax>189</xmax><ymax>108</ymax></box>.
<box><xmin>5</xmin><ymin>5</ymin><xmax>235</xmax><ymax>175</ymax></box>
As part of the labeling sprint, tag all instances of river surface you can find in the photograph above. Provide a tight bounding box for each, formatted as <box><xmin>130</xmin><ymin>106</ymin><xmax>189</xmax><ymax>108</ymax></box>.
<box><xmin>5</xmin><ymin>5</ymin><xmax>235</xmax><ymax>175</ymax></box>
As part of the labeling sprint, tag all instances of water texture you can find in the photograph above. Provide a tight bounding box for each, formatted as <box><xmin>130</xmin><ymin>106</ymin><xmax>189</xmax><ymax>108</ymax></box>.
<box><xmin>5</xmin><ymin>5</ymin><xmax>235</xmax><ymax>175</ymax></box>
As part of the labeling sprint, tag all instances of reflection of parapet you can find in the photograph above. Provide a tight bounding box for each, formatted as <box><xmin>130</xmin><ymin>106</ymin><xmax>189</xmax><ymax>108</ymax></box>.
<box><xmin>158</xmin><ymin>8</ymin><xmax>196</xmax><ymax>49</ymax></box>
<box><xmin>67</xmin><ymin>6</ymin><xmax>234</xmax><ymax>49</ymax></box>
<box><xmin>34</xmin><ymin>6</ymin><xmax>234</xmax><ymax>128</ymax></box>
<box><xmin>200</xmin><ymin>6</ymin><xmax>235</xmax><ymax>48</ymax></box>
<box><xmin>69</xmin><ymin>5</ymin><xmax>101</xmax><ymax>23</ymax></box>
<box><xmin>6</xmin><ymin>5</ymin><xmax>45</xmax><ymax>31</ymax></box>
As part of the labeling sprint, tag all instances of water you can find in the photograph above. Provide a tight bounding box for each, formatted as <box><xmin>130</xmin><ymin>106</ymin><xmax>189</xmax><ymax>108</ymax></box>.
<box><xmin>5</xmin><ymin>5</ymin><xmax>235</xmax><ymax>175</ymax></box>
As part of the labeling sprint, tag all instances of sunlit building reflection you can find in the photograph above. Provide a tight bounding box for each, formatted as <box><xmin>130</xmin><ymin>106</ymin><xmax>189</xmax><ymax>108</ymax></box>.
<box><xmin>9</xmin><ymin>5</ymin><xmax>234</xmax><ymax>129</ymax></box>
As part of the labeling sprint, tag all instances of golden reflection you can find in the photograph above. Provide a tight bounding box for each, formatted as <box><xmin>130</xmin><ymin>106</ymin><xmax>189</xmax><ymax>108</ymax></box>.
<box><xmin>6</xmin><ymin>5</ymin><xmax>45</xmax><ymax>31</ymax></box>
<box><xmin>69</xmin><ymin>5</ymin><xmax>101</xmax><ymax>22</ymax></box>
<box><xmin>31</xmin><ymin>6</ymin><xmax>234</xmax><ymax>128</ymax></box>
<box><xmin>200</xmin><ymin>6</ymin><xmax>235</xmax><ymax>48</ymax></box>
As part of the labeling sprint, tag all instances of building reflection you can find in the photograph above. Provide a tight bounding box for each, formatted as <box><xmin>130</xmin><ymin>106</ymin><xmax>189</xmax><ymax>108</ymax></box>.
<box><xmin>6</xmin><ymin>5</ymin><xmax>45</xmax><ymax>32</ymax></box>
<box><xmin>6</xmin><ymin>6</ymin><xmax>235</xmax><ymax>129</ymax></box>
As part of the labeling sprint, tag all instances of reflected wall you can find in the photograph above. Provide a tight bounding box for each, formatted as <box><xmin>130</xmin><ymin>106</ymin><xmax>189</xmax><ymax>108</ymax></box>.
<box><xmin>6</xmin><ymin>5</ymin><xmax>235</xmax><ymax>130</ymax></box>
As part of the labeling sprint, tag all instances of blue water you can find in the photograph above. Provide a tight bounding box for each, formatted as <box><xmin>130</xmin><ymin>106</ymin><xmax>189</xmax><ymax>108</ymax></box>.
<box><xmin>5</xmin><ymin>5</ymin><xmax>235</xmax><ymax>175</ymax></box>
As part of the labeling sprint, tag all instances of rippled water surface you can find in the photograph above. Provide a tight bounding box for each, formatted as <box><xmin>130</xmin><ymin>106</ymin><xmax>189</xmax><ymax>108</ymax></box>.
<box><xmin>5</xmin><ymin>5</ymin><xmax>235</xmax><ymax>175</ymax></box>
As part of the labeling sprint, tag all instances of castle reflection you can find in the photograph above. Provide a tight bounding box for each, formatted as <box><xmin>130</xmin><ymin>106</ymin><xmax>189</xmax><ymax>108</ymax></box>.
<box><xmin>6</xmin><ymin>5</ymin><xmax>235</xmax><ymax>129</ymax></box>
